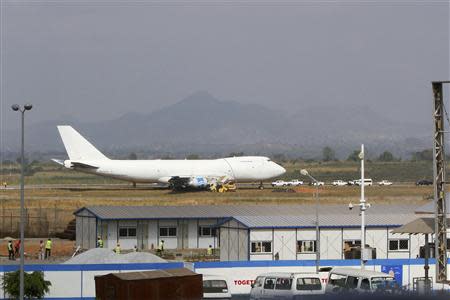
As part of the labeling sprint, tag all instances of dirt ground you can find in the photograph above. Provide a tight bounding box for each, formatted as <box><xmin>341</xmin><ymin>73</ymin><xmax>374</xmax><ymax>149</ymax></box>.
<box><xmin>0</xmin><ymin>238</ymin><xmax>76</xmax><ymax>262</ymax></box>
<box><xmin>0</xmin><ymin>184</ymin><xmax>432</xmax><ymax>237</ymax></box>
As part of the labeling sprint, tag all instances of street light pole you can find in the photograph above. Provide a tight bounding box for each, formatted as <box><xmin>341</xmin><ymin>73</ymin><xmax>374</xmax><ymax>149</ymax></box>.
<box><xmin>11</xmin><ymin>104</ymin><xmax>32</xmax><ymax>300</ymax></box>
<box><xmin>301</xmin><ymin>169</ymin><xmax>320</xmax><ymax>273</ymax></box>
<box><xmin>348</xmin><ymin>145</ymin><xmax>370</xmax><ymax>270</ymax></box>
<box><xmin>360</xmin><ymin>144</ymin><xmax>366</xmax><ymax>270</ymax></box>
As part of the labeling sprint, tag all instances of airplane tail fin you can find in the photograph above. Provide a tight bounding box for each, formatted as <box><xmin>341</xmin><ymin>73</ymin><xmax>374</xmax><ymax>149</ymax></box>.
<box><xmin>57</xmin><ymin>126</ymin><xmax>109</xmax><ymax>161</ymax></box>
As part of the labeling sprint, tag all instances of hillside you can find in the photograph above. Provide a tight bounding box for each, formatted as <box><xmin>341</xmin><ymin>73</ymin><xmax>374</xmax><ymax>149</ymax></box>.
<box><xmin>2</xmin><ymin>91</ymin><xmax>430</xmax><ymax>159</ymax></box>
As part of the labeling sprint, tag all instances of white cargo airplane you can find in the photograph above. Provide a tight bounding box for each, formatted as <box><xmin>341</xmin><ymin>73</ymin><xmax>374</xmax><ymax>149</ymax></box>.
<box><xmin>53</xmin><ymin>126</ymin><xmax>286</xmax><ymax>190</ymax></box>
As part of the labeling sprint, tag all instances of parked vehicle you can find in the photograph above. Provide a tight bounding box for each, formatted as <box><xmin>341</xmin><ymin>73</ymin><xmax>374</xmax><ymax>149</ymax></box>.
<box><xmin>326</xmin><ymin>267</ymin><xmax>396</xmax><ymax>294</ymax></box>
<box><xmin>287</xmin><ymin>179</ymin><xmax>304</xmax><ymax>186</ymax></box>
<box><xmin>271</xmin><ymin>180</ymin><xmax>288</xmax><ymax>187</ymax></box>
<box><xmin>416</xmin><ymin>179</ymin><xmax>432</xmax><ymax>186</ymax></box>
<box><xmin>354</xmin><ymin>179</ymin><xmax>373</xmax><ymax>186</ymax></box>
<box><xmin>202</xmin><ymin>275</ymin><xmax>231</xmax><ymax>299</ymax></box>
<box><xmin>332</xmin><ymin>180</ymin><xmax>347</xmax><ymax>186</ymax></box>
<box><xmin>377</xmin><ymin>180</ymin><xmax>393</xmax><ymax>186</ymax></box>
<box><xmin>347</xmin><ymin>180</ymin><xmax>356</xmax><ymax>186</ymax></box>
<box><xmin>311</xmin><ymin>181</ymin><xmax>324</xmax><ymax>186</ymax></box>
<box><xmin>250</xmin><ymin>272</ymin><xmax>324</xmax><ymax>300</ymax></box>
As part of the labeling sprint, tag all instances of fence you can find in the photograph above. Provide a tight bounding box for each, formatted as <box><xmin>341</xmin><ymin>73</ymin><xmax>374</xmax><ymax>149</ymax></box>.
<box><xmin>0</xmin><ymin>206</ymin><xmax>73</xmax><ymax>237</ymax></box>
<box><xmin>0</xmin><ymin>262</ymin><xmax>184</xmax><ymax>299</ymax></box>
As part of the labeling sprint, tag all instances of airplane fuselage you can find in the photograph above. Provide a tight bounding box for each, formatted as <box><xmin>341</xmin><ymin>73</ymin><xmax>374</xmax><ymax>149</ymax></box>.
<box><xmin>64</xmin><ymin>156</ymin><xmax>286</xmax><ymax>183</ymax></box>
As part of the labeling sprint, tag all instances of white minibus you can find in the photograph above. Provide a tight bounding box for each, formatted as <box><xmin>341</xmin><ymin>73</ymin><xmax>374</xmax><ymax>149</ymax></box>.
<box><xmin>250</xmin><ymin>272</ymin><xmax>324</xmax><ymax>300</ymax></box>
<box><xmin>354</xmin><ymin>179</ymin><xmax>373</xmax><ymax>186</ymax></box>
<box><xmin>326</xmin><ymin>267</ymin><xmax>396</xmax><ymax>294</ymax></box>
<box><xmin>202</xmin><ymin>275</ymin><xmax>232</xmax><ymax>299</ymax></box>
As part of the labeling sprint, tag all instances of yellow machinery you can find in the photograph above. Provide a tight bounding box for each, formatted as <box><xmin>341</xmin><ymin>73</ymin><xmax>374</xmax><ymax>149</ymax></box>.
<box><xmin>210</xmin><ymin>182</ymin><xmax>236</xmax><ymax>193</ymax></box>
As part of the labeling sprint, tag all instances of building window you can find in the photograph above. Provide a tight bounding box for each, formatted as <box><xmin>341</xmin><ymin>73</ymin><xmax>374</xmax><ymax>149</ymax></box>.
<box><xmin>160</xmin><ymin>227</ymin><xmax>177</xmax><ymax>237</ymax></box>
<box><xmin>297</xmin><ymin>240</ymin><xmax>316</xmax><ymax>253</ymax></box>
<box><xmin>119</xmin><ymin>227</ymin><xmax>137</xmax><ymax>238</ymax></box>
<box><xmin>198</xmin><ymin>226</ymin><xmax>217</xmax><ymax>237</ymax></box>
<box><xmin>389</xmin><ymin>239</ymin><xmax>409</xmax><ymax>251</ymax></box>
<box><xmin>251</xmin><ymin>241</ymin><xmax>272</xmax><ymax>253</ymax></box>
<box><xmin>344</xmin><ymin>240</ymin><xmax>361</xmax><ymax>248</ymax></box>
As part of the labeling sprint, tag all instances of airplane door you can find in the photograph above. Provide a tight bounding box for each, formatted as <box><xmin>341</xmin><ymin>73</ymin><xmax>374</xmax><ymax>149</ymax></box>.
<box><xmin>223</xmin><ymin>159</ymin><xmax>236</xmax><ymax>179</ymax></box>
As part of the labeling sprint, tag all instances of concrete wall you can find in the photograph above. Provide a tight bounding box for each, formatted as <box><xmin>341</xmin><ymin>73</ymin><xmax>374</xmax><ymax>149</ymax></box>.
<box><xmin>2</xmin><ymin>259</ymin><xmax>449</xmax><ymax>298</ymax></box>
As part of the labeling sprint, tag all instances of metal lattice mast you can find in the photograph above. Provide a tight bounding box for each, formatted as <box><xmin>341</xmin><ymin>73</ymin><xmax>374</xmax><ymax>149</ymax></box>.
<box><xmin>432</xmin><ymin>81</ymin><xmax>449</xmax><ymax>283</ymax></box>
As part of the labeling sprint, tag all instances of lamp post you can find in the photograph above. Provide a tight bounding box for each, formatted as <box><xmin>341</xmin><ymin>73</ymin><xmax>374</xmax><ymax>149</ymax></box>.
<box><xmin>300</xmin><ymin>169</ymin><xmax>320</xmax><ymax>273</ymax></box>
<box><xmin>348</xmin><ymin>144</ymin><xmax>370</xmax><ymax>270</ymax></box>
<box><xmin>11</xmin><ymin>103</ymin><xmax>32</xmax><ymax>300</ymax></box>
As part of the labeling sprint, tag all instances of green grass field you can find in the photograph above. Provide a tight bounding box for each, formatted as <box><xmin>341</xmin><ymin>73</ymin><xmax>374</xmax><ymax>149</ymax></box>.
<box><xmin>0</xmin><ymin>160</ymin><xmax>435</xmax><ymax>235</ymax></box>
<box><xmin>0</xmin><ymin>160</ymin><xmax>436</xmax><ymax>186</ymax></box>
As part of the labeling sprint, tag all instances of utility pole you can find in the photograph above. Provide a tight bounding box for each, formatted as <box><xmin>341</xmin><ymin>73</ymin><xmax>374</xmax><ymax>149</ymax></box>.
<box><xmin>11</xmin><ymin>104</ymin><xmax>33</xmax><ymax>300</ymax></box>
<box><xmin>432</xmin><ymin>81</ymin><xmax>450</xmax><ymax>283</ymax></box>
<box><xmin>359</xmin><ymin>144</ymin><xmax>370</xmax><ymax>269</ymax></box>
<box><xmin>348</xmin><ymin>145</ymin><xmax>370</xmax><ymax>269</ymax></box>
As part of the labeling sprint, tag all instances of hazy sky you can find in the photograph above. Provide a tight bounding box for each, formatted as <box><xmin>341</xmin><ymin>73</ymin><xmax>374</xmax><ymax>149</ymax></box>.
<box><xmin>0</xmin><ymin>0</ymin><xmax>449</xmax><ymax>133</ymax></box>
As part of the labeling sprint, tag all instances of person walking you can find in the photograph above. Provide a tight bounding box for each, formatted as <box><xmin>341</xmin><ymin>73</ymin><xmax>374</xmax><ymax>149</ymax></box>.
<box><xmin>7</xmin><ymin>240</ymin><xmax>14</xmax><ymax>260</ymax></box>
<box><xmin>207</xmin><ymin>245</ymin><xmax>213</xmax><ymax>256</ymax></box>
<box><xmin>114</xmin><ymin>243</ymin><xmax>121</xmax><ymax>254</ymax></box>
<box><xmin>39</xmin><ymin>240</ymin><xmax>45</xmax><ymax>260</ymax></box>
<box><xmin>97</xmin><ymin>236</ymin><xmax>104</xmax><ymax>248</ymax></box>
<box><xmin>45</xmin><ymin>238</ymin><xmax>52</xmax><ymax>259</ymax></box>
<box><xmin>14</xmin><ymin>240</ymin><xmax>21</xmax><ymax>258</ymax></box>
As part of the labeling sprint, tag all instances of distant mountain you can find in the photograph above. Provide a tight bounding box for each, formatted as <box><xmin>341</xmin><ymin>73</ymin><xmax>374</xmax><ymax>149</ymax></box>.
<box><xmin>2</xmin><ymin>91</ymin><xmax>431</xmax><ymax>159</ymax></box>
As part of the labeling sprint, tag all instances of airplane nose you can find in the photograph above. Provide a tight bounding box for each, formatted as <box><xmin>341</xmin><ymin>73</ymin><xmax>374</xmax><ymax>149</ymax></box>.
<box><xmin>275</xmin><ymin>164</ymin><xmax>286</xmax><ymax>176</ymax></box>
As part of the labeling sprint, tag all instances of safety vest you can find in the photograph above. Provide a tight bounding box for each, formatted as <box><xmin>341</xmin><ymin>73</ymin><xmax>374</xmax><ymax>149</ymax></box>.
<box><xmin>115</xmin><ymin>246</ymin><xmax>121</xmax><ymax>254</ymax></box>
<box><xmin>159</xmin><ymin>241</ymin><xmax>164</xmax><ymax>251</ymax></box>
<box><xmin>207</xmin><ymin>247</ymin><xmax>213</xmax><ymax>256</ymax></box>
<box><xmin>97</xmin><ymin>239</ymin><xmax>104</xmax><ymax>248</ymax></box>
<box><xmin>45</xmin><ymin>240</ymin><xmax>52</xmax><ymax>250</ymax></box>
<box><xmin>7</xmin><ymin>243</ymin><xmax>12</xmax><ymax>251</ymax></box>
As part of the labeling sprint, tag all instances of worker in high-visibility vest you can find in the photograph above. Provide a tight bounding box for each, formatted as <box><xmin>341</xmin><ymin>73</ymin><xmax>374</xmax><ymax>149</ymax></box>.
<box><xmin>7</xmin><ymin>240</ymin><xmax>14</xmax><ymax>260</ymax></box>
<box><xmin>114</xmin><ymin>243</ymin><xmax>121</xmax><ymax>254</ymax></box>
<box><xmin>45</xmin><ymin>238</ymin><xmax>52</xmax><ymax>259</ymax></box>
<box><xmin>97</xmin><ymin>236</ymin><xmax>104</xmax><ymax>248</ymax></box>
<box><xmin>207</xmin><ymin>245</ymin><xmax>213</xmax><ymax>256</ymax></box>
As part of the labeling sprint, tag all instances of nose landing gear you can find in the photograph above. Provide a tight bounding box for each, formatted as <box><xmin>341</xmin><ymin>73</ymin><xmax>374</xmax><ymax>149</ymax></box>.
<box><xmin>258</xmin><ymin>181</ymin><xmax>264</xmax><ymax>190</ymax></box>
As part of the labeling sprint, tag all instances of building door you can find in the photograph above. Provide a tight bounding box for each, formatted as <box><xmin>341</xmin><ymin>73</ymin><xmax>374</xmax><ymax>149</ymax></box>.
<box><xmin>177</xmin><ymin>220</ymin><xmax>189</xmax><ymax>249</ymax></box>
<box><xmin>101</xmin><ymin>223</ymin><xmax>108</xmax><ymax>247</ymax></box>
<box><xmin>137</xmin><ymin>221</ymin><xmax>148</xmax><ymax>250</ymax></box>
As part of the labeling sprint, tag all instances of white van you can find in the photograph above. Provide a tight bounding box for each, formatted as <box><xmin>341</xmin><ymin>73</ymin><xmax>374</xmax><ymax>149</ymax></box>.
<box><xmin>354</xmin><ymin>179</ymin><xmax>373</xmax><ymax>186</ymax></box>
<box><xmin>202</xmin><ymin>275</ymin><xmax>231</xmax><ymax>299</ymax></box>
<box><xmin>326</xmin><ymin>267</ymin><xmax>396</xmax><ymax>294</ymax></box>
<box><xmin>250</xmin><ymin>272</ymin><xmax>324</xmax><ymax>300</ymax></box>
